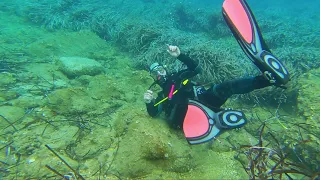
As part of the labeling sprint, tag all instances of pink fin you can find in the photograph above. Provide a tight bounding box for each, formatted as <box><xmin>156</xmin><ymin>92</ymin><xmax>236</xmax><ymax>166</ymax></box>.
<box><xmin>183</xmin><ymin>105</ymin><xmax>209</xmax><ymax>138</ymax></box>
<box><xmin>223</xmin><ymin>0</ymin><xmax>253</xmax><ymax>43</ymax></box>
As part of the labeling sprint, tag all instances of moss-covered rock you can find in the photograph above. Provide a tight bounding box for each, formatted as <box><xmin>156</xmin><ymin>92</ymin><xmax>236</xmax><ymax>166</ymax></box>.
<box><xmin>297</xmin><ymin>68</ymin><xmax>320</xmax><ymax>123</ymax></box>
<box><xmin>21</xmin><ymin>63</ymin><xmax>70</xmax><ymax>89</ymax></box>
<box><xmin>57</xmin><ymin>56</ymin><xmax>105</xmax><ymax>78</ymax></box>
<box><xmin>46</xmin><ymin>74</ymin><xmax>125</xmax><ymax>116</ymax></box>
<box><xmin>0</xmin><ymin>106</ymin><xmax>25</xmax><ymax>133</ymax></box>
<box><xmin>0</xmin><ymin>90</ymin><xmax>19</xmax><ymax>101</ymax></box>
<box><xmin>0</xmin><ymin>106</ymin><xmax>25</xmax><ymax>120</ymax></box>
<box><xmin>86</xmin><ymin>75</ymin><xmax>124</xmax><ymax>101</ymax></box>
<box><xmin>0</xmin><ymin>72</ymin><xmax>16</xmax><ymax>87</ymax></box>
<box><xmin>10</xmin><ymin>96</ymin><xmax>43</xmax><ymax>109</ymax></box>
<box><xmin>112</xmin><ymin>106</ymin><xmax>188</xmax><ymax>178</ymax></box>
<box><xmin>110</xmin><ymin>103</ymin><xmax>248</xmax><ymax>179</ymax></box>
<box><xmin>46</xmin><ymin>87</ymin><xmax>98</xmax><ymax>115</ymax></box>
<box><xmin>25</xmin><ymin>30</ymin><xmax>111</xmax><ymax>59</ymax></box>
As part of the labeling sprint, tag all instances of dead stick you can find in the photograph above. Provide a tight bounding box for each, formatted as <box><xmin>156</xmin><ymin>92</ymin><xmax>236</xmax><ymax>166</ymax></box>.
<box><xmin>0</xmin><ymin>141</ymin><xmax>14</xmax><ymax>151</ymax></box>
<box><xmin>106</xmin><ymin>138</ymin><xmax>120</xmax><ymax>175</ymax></box>
<box><xmin>45</xmin><ymin>165</ymin><xmax>65</xmax><ymax>179</ymax></box>
<box><xmin>45</xmin><ymin>144</ymin><xmax>85</xmax><ymax>180</ymax></box>
<box><xmin>0</xmin><ymin>115</ymin><xmax>18</xmax><ymax>131</ymax></box>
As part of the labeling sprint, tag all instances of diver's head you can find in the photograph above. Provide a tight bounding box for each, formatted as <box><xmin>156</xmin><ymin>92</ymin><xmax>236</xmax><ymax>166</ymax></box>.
<box><xmin>149</xmin><ymin>62</ymin><xmax>167</xmax><ymax>84</ymax></box>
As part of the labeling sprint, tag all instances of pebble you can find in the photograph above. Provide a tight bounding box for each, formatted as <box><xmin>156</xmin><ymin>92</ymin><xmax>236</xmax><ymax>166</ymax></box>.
<box><xmin>27</xmin><ymin>158</ymin><xmax>36</xmax><ymax>164</ymax></box>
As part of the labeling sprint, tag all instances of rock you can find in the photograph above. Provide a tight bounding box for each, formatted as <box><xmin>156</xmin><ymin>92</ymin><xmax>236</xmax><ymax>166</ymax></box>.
<box><xmin>0</xmin><ymin>106</ymin><xmax>25</xmax><ymax>121</ymax></box>
<box><xmin>297</xmin><ymin>68</ymin><xmax>320</xmax><ymax>122</ymax></box>
<box><xmin>0</xmin><ymin>106</ymin><xmax>25</xmax><ymax>132</ymax></box>
<box><xmin>10</xmin><ymin>95</ymin><xmax>43</xmax><ymax>109</ymax></box>
<box><xmin>0</xmin><ymin>91</ymin><xmax>19</xmax><ymax>101</ymax></box>
<box><xmin>57</xmin><ymin>57</ymin><xmax>104</xmax><ymax>78</ymax></box>
<box><xmin>87</xmin><ymin>75</ymin><xmax>123</xmax><ymax>101</ymax></box>
<box><xmin>0</xmin><ymin>72</ymin><xmax>16</xmax><ymax>87</ymax></box>
<box><xmin>46</xmin><ymin>87</ymin><xmax>98</xmax><ymax>115</ymax></box>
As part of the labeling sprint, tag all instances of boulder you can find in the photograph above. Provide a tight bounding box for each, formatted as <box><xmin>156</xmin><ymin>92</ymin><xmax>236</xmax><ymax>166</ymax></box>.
<box><xmin>57</xmin><ymin>57</ymin><xmax>104</xmax><ymax>78</ymax></box>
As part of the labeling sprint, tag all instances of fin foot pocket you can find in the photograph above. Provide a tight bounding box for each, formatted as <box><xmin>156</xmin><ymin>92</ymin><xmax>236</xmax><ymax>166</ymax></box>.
<box><xmin>259</xmin><ymin>50</ymin><xmax>290</xmax><ymax>85</ymax></box>
<box><xmin>215</xmin><ymin>109</ymin><xmax>247</xmax><ymax>130</ymax></box>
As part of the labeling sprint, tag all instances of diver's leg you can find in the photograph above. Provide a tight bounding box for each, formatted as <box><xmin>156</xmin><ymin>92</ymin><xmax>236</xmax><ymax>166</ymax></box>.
<box><xmin>222</xmin><ymin>0</ymin><xmax>290</xmax><ymax>86</ymax></box>
<box><xmin>201</xmin><ymin>75</ymin><xmax>270</xmax><ymax>108</ymax></box>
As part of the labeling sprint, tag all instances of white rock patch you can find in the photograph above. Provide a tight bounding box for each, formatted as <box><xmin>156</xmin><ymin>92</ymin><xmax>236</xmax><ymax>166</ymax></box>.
<box><xmin>57</xmin><ymin>57</ymin><xmax>104</xmax><ymax>78</ymax></box>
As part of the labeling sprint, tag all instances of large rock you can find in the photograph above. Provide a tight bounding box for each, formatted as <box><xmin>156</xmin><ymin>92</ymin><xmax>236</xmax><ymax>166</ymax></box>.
<box><xmin>0</xmin><ymin>72</ymin><xmax>16</xmax><ymax>87</ymax></box>
<box><xmin>297</xmin><ymin>68</ymin><xmax>320</xmax><ymax>122</ymax></box>
<box><xmin>46</xmin><ymin>87</ymin><xmax>98</xmax><ymax>115</ymax></box>
<box><xmin>0</xmin><ymin>106</ymin><xmax>25</xmax><ymax>133</ymax></box>
<box><xmin>57</xmin><ymin>57</ymin><xmax>104</xmax><ymax>78</ymax></box>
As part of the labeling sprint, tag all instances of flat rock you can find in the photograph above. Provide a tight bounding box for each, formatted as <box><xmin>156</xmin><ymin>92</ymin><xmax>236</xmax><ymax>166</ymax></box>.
<box><xmin>57</xmin><ymin>57</ymin><xmax>104</xmax><ymax>78</ymax></box>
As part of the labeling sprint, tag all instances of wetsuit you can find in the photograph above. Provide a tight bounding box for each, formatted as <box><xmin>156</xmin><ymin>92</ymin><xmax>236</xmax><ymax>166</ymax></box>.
<box><xmin>146</xmin><ymin>54</ymin><xmax>272</xmax><ymax>129</ymax></box>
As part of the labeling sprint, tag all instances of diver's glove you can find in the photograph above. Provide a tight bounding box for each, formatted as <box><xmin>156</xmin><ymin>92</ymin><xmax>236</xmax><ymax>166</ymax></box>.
<box><xmin>143</xmin><ymin>90</ymin><xmax>154</xmax><ymax>103</ymax></box>
<box><xmin>166</xmin><ymin>45</ymin><xmax>181</xmax><ymax>58</ymax></box>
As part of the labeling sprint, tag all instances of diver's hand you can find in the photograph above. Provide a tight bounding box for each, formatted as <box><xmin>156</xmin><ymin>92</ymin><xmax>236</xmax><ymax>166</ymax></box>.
<box><xmin>167</xmin><ymin>45</ymin><xmax>181</xmax><ymax>58</ymax></box>
<box><xmin>144</xmin><ymin>90</ymin><xmax>154</xmax><ymax>104</ymax></box>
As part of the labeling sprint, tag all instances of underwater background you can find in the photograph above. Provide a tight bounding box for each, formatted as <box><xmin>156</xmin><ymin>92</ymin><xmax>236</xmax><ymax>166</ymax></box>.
<box><xmin>0</xmin><ymin>0</ymin><xmax>319</xmax><ymax>179</ymax></box>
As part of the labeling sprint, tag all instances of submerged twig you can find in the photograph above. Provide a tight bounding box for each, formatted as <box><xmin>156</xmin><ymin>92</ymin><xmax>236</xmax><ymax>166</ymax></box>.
<box><xmin>91</xmin><ymin>139</ymin><xmax>119</xmax><ymax>178</ymax></box>
<box><xmin>45</xmin><ymin>144</ymin><xmax>85</xmax><ymax>180</ymax></box>
<box><xmin>2</xmin><ymin>108</ymin><xmax>34</xmax><ymax>133</ymax></box>
<box><xmin>0</xmin><ymin>114</ymin><xmax>18</xmax><ymax>132</ymax></box>
<box><xmin>106</xmin><ymin>138</ymin><xmax>120</xmax><ymax>175</ymax></box>
<box><xmin>45</xmin><ymin>165</ymin><xmax>65</xmax><ymax>179</ymax></box>
<box><xmin>0</xmin><ymin>141</ymin><xmax>14</xmax><ymax>151</ymax></box>
<box><xmin>41</xmin><ymin>119</ymin><xmax>59</xmax><ymax>136</ymax></box>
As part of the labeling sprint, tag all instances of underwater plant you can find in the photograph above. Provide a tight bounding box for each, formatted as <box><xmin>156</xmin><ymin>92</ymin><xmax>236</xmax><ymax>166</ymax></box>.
<box><xmin>235</xmin><ymin>123</ymin><xmax>320</xmax><ymax>180</ymax></box>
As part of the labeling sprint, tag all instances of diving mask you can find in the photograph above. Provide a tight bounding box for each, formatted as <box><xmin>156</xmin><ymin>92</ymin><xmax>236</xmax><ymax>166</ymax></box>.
<box><xmin>149</xmin><ymin>63</ymin><xmax>167</xmax><ymax>81</ymax></box>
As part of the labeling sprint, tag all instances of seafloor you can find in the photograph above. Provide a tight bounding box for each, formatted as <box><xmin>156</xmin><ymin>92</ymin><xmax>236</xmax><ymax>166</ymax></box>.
<box><xmin>0</xmin><ymin>0</ymin><xmax>319</xmax><ymax>179</ymax></box>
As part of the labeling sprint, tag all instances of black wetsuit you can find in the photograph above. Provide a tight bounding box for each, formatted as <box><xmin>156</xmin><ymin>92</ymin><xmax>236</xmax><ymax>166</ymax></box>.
<box><xmin>146</xmin><ymin>54</ymin><xmax>271</xmax><ymax>129</ymax></box>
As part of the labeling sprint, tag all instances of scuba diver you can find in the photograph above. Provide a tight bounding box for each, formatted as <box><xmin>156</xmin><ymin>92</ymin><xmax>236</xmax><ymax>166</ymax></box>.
<box><xmin>143</xmin><ymin>0</ymin><xmax>290</xmax><ymax>145</ymax></box>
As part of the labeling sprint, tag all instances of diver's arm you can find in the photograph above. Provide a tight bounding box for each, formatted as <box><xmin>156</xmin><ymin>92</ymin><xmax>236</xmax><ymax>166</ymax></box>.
<box><xmin>176</xmin><ymin>53</ymin><xmax>202</xmax><ymax>80</ymax></box>
<box><xmin>146</xmin><ymin>93</ymin><xmax>163</xmax><ymax>117</ymax></box>
<box><xmin>167</xmin><ymin>45</ymin><xmax>201</xmax><ymax>78</ymax></box>
<box><xmin>177</xmin><ymin>53</ymin><xmax>201</xmax><ymax>74</ymax></box>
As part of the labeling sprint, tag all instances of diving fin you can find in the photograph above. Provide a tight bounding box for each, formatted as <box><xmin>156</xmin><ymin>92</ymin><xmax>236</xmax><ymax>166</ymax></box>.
<box><xmin>222</xmin><ymin>0</ymin><xmax>290</xmax><ymax>85</ymax></box>
<box><xmin>183</xmin><ymin>100</ymin><xmax>247</xmax><ymax>145</ymax></box>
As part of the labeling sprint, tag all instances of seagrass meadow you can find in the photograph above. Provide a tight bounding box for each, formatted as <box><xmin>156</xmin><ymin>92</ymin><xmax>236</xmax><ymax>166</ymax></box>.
<box><xmin>0</xmin><ymin>0</ymin><xmax>319</xmax><ymax>179</ymax></box>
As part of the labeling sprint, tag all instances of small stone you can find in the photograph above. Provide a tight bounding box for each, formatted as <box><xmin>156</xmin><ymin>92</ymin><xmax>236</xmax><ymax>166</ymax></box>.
<box><xmin>27</xmin><ymin>158</ymin><xmax>35</xmax><ymax>164</ymax></box>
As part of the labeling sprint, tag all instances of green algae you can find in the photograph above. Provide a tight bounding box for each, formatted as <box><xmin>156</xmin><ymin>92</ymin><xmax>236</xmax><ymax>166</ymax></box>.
<box><xmin>0</xmin><ymin>106</ymin><xmax>25</xmax><ymax>129</ymax></box>
<box><xmin>0</xmin><ymin>90</ymin><xmax>18</xmax><ymax>102</ymax></box>
<box><xmin>10</xmin><ymin>96</ymin><xmax>43</xmax><ymax>109</ymax></box>
<box><xmin>295</xmin><ymin>68</ymin><xmax>320</xmax><ymax>169</ymax></box>
<box><xmin>110</xmin><ymin>104</ymin><xmax>248</xmax><ymax>179</ymax></box>
<box><xmin>0</xmin><ymin>72</ymin><xmax>16</xmax><ymax>87</ymax></box>
<box><xmin>45</xmin><ymin>74</ymin><xmax>126</xmax><ymax>116</ymax></box>
<box><xmin>297</xmin><ymin>68</ymin><xmax>320</xmax><ymax>123</ymax></box>
<box><xmin>26</xmin><ymin>30</ymin><xmax>112</xmax><ymax>59</ymax></box>
<box><xmin>86</xmin><ymin>75</ymin><xmax>124</xmax><ymax>101</ymax></box>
